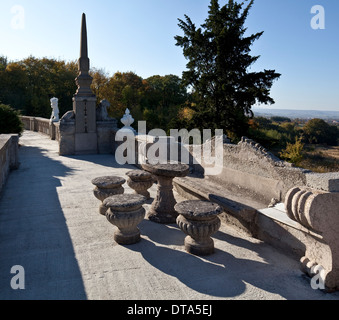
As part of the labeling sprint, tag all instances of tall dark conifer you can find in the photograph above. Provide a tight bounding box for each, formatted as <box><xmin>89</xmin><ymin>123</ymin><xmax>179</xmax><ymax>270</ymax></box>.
<box><xmin>175</xmin><ymin>0</ymin><xmax>281</xmax><ymax>138</ymax></box>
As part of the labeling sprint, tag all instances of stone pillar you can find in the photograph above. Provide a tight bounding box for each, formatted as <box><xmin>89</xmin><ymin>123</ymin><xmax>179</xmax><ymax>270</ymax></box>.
<box><xmin>285</xmin><ymin>186</ymin><xmax>339</xmax><ymax>292</ymax></box>
<box><xmin>72</xmin><ymin>13</ymin><xmax>98</xmax><ymax>155</ymax></box>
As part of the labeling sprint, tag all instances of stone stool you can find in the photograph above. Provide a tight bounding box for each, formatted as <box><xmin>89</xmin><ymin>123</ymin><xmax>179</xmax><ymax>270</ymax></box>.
<box><xmin>103</xmin><ymin>194</ymin><xmax>147</xmax><ymax>245</ymax></box>
<box><xmin>126</xmin><ymin>170</ymin><xmax>153</xmax><ymax>199</ymax></box>
<box><xmin>175</xmin><ymin>200</ymin><xmax>222</xmax><ymax>256</ymax></box>
<box><xmin>92</xmin><ymin>176</ymin><xmax>126</xmax><ymax>215</ymax></box>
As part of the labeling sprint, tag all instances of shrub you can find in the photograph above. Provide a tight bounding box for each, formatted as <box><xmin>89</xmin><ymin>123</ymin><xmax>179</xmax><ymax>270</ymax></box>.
<box><xmin>279</xmin><ymin>137</ymin><xmax>304</xmax><ymax>165</ymax></box>
<box><xmin>0</xmin><ymin>104</ymin><xmax>24</xmax><ymax>135</ymax></box>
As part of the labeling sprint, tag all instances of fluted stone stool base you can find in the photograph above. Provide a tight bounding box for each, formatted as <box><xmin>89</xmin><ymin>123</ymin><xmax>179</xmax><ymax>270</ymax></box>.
<box><xmin>104</xmin><ymin>194</ymin><xmax>147</xmax><ymax>245</ymax></box>
<box><xmin>114</xmin><ymin>229</ymin><xmax>141</xmax><ymax>245</ymax></box>
<box><xmin>184</xmin><ymin>236</ymin><xmax>215</xmax><ymax>256</ymax></box>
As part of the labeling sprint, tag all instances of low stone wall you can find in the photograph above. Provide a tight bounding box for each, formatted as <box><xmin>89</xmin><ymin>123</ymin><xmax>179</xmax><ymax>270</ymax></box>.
<box><xmin>21</xmin><ymin>116</ymin><xmax>118</xmax><ymax>155</ymax></box>
<box><xmin>0</xmin><ymin>134</ymin><xmax>19</xmax><ymax>194</ymax></box>
<box><xmin>21</xmin><ymin>116</ymin><xmax>57</xmax><ymax>140</ymax></box>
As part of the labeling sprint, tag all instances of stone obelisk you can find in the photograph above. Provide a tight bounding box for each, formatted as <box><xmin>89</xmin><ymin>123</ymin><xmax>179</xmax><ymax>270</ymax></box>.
<box><xmin>73</xmin><ymin>13</ymin><xmax>98</xmax><ymax>154</ymax></box>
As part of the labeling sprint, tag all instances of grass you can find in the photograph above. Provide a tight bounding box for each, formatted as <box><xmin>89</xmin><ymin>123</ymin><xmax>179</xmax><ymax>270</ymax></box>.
<box><xmin>299</xmin><ymin>145</ymin><xmax>339</xmax><ymax>173</ymax></box>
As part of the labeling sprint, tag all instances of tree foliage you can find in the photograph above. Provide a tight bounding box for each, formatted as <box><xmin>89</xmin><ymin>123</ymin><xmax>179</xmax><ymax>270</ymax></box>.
<box><xmin>303</xmin><ymin>118</ymin><xmax>339</xmax><ymax>146</ymax></box>
<box><xmin>0</xmin><ymin>56</ymin><xmax>77</xmax><ymax>118</ymax></box>
<box><xmin>0</xmin><ymin>55</ymin><xmax>189</xmax><ymax>133</ymax></box>
<box><xmin>174</xmin><ymin>0</ymin><xmax>280</xmax><ymax>138</ymax></box>
<box><xmin>0</xmin><ymin>104</ymin><xmax>23</xmax><ymax>135</ymax></box>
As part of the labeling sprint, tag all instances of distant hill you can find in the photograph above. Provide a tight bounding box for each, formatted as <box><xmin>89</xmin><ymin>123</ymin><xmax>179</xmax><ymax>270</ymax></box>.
<box><xmin>253</xmin><ymin>108</ymin><xmax>339</xmax><ymax>121</ymax></box>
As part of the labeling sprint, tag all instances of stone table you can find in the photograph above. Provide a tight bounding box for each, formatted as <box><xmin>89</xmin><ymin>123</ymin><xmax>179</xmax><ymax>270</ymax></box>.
<box><xmin>126</xmin><ymin>170</ymin><xmax>153</xmax><ymax>199</ymax></box>
<box><xmin>175</xmin><ymin>200</ymin><xmax>222</xmax><ymax>256</ymax></box>
<box><xmin>141</xmin><ymin>163</ymin><xmax>189</xmax><ymax>224</ymax></box>
<box><xmin>103</xmin><ymin>194</ymin><xmax>147</xmax><ymax>245</ymax></box>
<box><xmin>92</xmin><ymin>176</ymin><xmax>126</xmax><ymax>215</ymax></box>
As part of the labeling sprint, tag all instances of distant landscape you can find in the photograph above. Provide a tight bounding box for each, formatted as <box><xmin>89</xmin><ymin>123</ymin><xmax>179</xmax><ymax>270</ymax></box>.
<box><xmin>253</xmin><ymin>108</ymin><xmax>339</xmax><ymax>122</ymax></box>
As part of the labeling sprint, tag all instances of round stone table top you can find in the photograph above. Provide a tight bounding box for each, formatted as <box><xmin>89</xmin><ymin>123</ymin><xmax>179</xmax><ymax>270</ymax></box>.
<box><xmin>91</xmin><ymin>176</ymin><xmax>126</xmax><ymax>189</ymax></box>
<box><xmin>126</xmin><ymin>170</ymin><xmax>152</xmax><ymax>181</ymax></box>
<box><xmin>141</xmin><ymin>163</ymin><xmax>189</xmax><ymax>178</ymax></box>
<box><xmin>175</xmin><ymin>200</ymin><xmax>222</xmax><ymax>221</ymax></box>
<box><xmin>103</xmin><ymin>194</ymin><xmax>147</xmax><ymax>210</ymax></box>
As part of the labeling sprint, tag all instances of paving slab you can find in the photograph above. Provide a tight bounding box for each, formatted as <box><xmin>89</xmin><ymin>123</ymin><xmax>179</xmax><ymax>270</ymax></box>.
<box><xmin>0</xmin><ymin>131</ymin><xmax>338</xmax><ymax>300</ymax></box>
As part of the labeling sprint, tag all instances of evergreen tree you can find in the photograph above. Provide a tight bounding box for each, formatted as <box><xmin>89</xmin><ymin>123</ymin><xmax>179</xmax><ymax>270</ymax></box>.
<box><xmin>175</xmin><ymin>0</ymin><xmax>280</xmax><ymax>139</ymax></box>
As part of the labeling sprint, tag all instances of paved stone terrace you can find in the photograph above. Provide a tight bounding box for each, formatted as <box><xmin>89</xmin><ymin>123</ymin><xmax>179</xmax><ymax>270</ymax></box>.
<box><xmin>0</xmin><ymin>131</ymin><xmax>338</xmax><ymax>300</ymax></box>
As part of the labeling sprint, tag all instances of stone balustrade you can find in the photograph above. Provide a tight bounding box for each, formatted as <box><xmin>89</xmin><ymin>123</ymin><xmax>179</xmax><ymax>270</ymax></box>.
<box><xmin>21</xmin><ymin>116</ymin><xmax>57</xmax><ymax>140</ymax></box>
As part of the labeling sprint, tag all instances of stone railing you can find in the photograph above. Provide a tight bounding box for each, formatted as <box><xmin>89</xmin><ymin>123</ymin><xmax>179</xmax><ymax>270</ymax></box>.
<box><xmin>0</xmin><ymin>134</ymin><xmax>19</xmax><ymax>194</ymax></box>
<box><xmin>21</xmin><ymin>115</ymin><xmax>117</xmax><ymax>155</ymax></box>
<box><xmin>21</xmin><ymin>116</ymin><xmax>57</xmax><ymax>140</ymax></box>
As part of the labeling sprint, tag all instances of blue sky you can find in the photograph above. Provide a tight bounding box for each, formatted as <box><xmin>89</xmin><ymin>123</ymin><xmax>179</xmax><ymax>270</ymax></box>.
<box><xmin>1</xmin><ymin>0</ymin><xmax>339</xmax><ymax>111</ymax></box>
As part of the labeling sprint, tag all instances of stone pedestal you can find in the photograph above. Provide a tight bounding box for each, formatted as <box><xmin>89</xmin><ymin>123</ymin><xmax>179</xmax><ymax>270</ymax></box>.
<box><xmin>175</xmin><ymin>200</ymin><xmax>222</xmax><ymax>256</ymax></box>
<box><xmin>59</xmin><ymin>120</ymin><xmax>76</xmax><ymax>155</ymax></box>
<box><xmin>92</xmin><ymin>176</ymin><xmax>126</xmax><ymax>215</ymax></box>
<box><xmin>142</xmin><ymin>163</ymin><xmax>189</xmax><ymax>224</ymax></box>
<box><xmin>73</xmin><ymin>96</ymin><xmax>98</xmax><ymax>155</ymax></box>
<box><xmin>126</xmin><ymin>170</ymin><xmax>153</xmax><ymax>199</ymax></box>
<box><xmin>104</xmin><ymin>194</ymin><xmax>147</xmax><ymax>245</ymax></box>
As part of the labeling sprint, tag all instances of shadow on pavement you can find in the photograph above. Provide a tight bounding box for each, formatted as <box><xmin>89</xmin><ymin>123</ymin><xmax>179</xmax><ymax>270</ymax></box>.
<box><xmin>0</xmin><ymin>145</ymin><xmax>87</xmax><ymax>300</ymax></box>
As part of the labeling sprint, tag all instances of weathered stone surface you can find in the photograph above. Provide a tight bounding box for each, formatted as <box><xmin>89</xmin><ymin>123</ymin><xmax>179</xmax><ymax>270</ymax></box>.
<box><xmin>142</xmin><ymin>163</ymin><xmax>189</xmax><ymax>178</ymax></box>
<box><xmin>104</xmin><ymin>194</ymin><xmax>147</xmax><ymax>245</ymax></box>
<box><xmin>103</xmin><ymin>193</ymin><xmax>146</xmax><ymax>210</ymax></box>
<box><xmin>0</xmin><ymin>134</ymin><xmax>19</xmax><ymax>194</ymax></box>
<box><xmin>126</xmin><ymin>170</ymin><xmax>152</xmax><ymax>181</ymax></box>
<box><xmin>92</xmin><ymin>176</ymin><xmax>126</xmax><ymax>215</ymax></box>
<box><xmin>92</xmin><ymin>176</ymin><xmax>126</xmax><ymax>189</ymax></box>
<box><xmin>176</xmin><ymin>200</ymin><xmax>222</xmax><ymax>256</ymax></box>
<box><xmin>126</xmin><ymin>170</ymin><xmax>153</xmax><ymax>199</ymax></box>
<box><xmin>175</xmin><ymin>200</ymin><xmax>223</xmax><ymax>221</ymax></box>
<box><xmin>306</xmin><ymin>172</ymin><xmax>339</xmax><ymax>192</ymax></box>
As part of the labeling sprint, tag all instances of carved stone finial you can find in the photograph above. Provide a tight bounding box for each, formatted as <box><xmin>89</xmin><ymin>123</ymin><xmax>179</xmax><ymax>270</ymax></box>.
<box><xmin>120</xmin><ymin>108</ymin><xmax>136</xmax><ymax>133</ymax></box>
